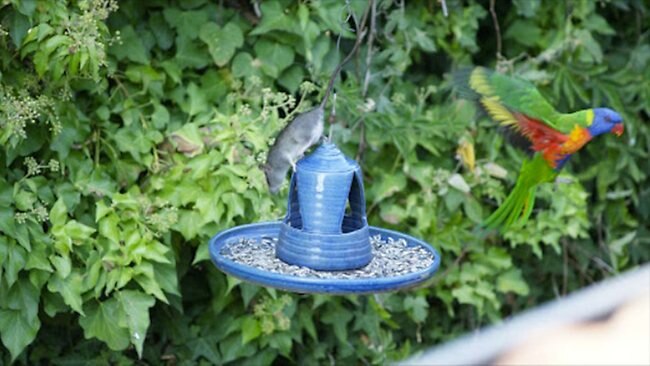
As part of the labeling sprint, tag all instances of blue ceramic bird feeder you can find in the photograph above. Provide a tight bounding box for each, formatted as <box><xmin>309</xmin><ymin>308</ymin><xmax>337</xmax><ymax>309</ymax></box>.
<box><xmin>209</xmin><ymin>143</ymin><xmax>440</xmax><ymax>294</ymax></box>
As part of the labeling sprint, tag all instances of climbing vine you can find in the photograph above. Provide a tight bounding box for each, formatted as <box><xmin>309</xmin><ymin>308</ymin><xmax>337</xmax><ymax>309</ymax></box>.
<box><xmin>0</xmin><ymin>0</ymin><xmax>647</xmax><ymax>364</ymax></box>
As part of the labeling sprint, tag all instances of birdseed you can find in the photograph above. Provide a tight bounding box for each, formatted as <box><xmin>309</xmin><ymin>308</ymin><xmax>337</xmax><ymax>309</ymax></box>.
<box><xmin>220</xmin><ymin>235</ymin><xmax>435</xmax><ymax>279</ymax></box>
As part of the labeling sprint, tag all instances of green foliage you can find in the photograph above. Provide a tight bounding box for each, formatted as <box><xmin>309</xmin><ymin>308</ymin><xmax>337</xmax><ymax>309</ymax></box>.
<box><xmin>0</xmin><ymin>0</ymin><xmax>648</xmax><ymax>364</ymax></box>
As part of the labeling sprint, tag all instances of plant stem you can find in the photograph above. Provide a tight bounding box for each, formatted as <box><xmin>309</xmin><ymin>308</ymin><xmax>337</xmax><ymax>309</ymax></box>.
<box><xmin>489</xmin><ymin>0</ymin><xmax>503</xmax><ymax>60</ymax></box>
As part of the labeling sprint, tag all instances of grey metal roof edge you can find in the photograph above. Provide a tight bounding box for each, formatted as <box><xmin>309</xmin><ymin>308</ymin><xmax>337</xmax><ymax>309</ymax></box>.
<box><xmin>398</xmin><ymin>264</ymin><xmax>650</xmax><ymax>366</ymax></box>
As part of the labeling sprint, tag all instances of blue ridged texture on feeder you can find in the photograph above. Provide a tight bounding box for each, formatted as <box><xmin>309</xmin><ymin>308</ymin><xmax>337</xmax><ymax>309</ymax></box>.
<box><xmin>277</xmin><ymin>143</ymin><xmax>372</xmax><ymax>271</ymax></box>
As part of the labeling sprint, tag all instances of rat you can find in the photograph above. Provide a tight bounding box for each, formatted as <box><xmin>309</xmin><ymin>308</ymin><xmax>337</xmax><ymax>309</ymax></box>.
<box><xmin>263</xmin><ymin>3</ymin><xmax>370</xmax><ymax>194</ymax></box>
<box><xmin>263</xmin><ymin>106</ymin><xmax>324</xmax><ymax>193</ymax></box>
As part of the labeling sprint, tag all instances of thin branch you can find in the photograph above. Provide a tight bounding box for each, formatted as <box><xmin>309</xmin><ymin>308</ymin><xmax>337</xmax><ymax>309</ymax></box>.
<box><xmin>361</xmin><ymin>0</ymin><xmax>376</xmax><ymax>97</ymax></box>
<box><xmin>356</xmin><ymin>0</ymin><xmax>377</xmax><ymax>161</ymax></box>
<box><xmin>489</xmin><ymin>0</ymin><xmax>503</xmax><ymax>59</ymax></box>
<box><xmin>320</xmin><ymin>0</ymin><xmax>372</xmax><ymax>109</ymax></box>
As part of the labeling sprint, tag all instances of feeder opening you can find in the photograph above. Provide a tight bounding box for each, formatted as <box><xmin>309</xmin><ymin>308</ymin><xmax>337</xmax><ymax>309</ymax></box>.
<box><xmin>342</xmin><ymin>171</ymin><xmax>365</xmax><ymax>234</ymax></box>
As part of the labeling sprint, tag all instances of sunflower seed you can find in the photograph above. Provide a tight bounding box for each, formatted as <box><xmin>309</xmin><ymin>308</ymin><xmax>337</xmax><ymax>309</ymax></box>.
<box><xmin>220</xmin><ymin>235</ymin><xmax>435</xmax><ymax>279</ymax></box>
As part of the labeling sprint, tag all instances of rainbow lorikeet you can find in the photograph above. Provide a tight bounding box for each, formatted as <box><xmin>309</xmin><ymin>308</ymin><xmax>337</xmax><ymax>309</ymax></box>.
<box><xmin>456</xmin><ymin>67</ymin><xmax>624</xmax><ymax>230</ymax></box>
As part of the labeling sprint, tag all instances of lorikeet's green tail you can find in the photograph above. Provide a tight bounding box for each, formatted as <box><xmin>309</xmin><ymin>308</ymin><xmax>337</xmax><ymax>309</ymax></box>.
<box><xmin>484</xmin><ymin>155</ymin><xmax>558</xmax><ymax>230</ymax></box>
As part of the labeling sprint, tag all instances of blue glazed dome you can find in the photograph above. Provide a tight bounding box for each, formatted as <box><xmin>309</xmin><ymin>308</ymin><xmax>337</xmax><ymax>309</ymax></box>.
<box><xmin>296</xmin><ymin>142</ymin><xmax>357</xmax><ymax>173</ymax></box>
<box><xmin>276</xmin><ymin>142</ymin><xmax>372</xmax><ymax>270</ymax></box>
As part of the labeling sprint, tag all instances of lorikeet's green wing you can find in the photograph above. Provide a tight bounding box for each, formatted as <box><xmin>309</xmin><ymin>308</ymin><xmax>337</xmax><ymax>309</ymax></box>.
<box><xmin>467</xmin><ymin>67</ymin><xmax>566</xmax><ymax>130</ymax></box>
<box><xmin>463</xmin><ymin>67</ymin><xmax>598</xmax><ymax>136</ymax></box>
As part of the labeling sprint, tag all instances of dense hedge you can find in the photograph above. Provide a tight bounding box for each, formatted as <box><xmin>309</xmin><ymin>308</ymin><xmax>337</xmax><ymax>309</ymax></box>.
<box><xmin>0</xmin><ymin>0</ymin><xmax>648</xmax><ymax>364</ymax></box>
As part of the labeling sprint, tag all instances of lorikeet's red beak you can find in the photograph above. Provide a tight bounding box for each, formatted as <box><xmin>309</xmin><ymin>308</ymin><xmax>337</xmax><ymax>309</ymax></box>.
<box><xmin>612</xmin><ymin>123</ymin><xmax>624</xmax><ymax>137</ymax></box>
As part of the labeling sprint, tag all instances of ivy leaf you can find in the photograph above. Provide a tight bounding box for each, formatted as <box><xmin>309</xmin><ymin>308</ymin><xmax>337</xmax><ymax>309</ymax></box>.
<box><xmin>199</xmin><ymin>22</ymin><xmax>244</xmax><ymax>67</ymax></box>
<box><xmin>113</xmin><ymin>125</ymin><xmax>157</xmax><ymax>162</ymax></box>
<box><xmin>151</xmin><ymin>103</ymin><xmax>170</xmax><ymax>129</ymax></box>
<box><xmin>0</xmin><ymin>278</ymin><xmax>41</xmax><ymax>360</ymax></box>
<box><xmin>79</xmin><ymin>297</ymin><xmax>130</xmax><ymax>351</ymax></box>
<box><xmin>231</xmin><ymin>52</ymin><xmax>259</xmax><ymax>78</ymax></box>
<box><xmin>174</xmin><ymin>209</ymin><xmax>204</xmax><ymax>240</ymax></box>
<box><xmin>241</xmin><ymin>317</ymin><xmax>261</xmax><ymax>344</ymax></box>
<box><xmin>278</xmin><ymin>64</ymin><xmax>304</xmax><ymax>93</ymax></box>
<box><xmin>95</xmin><ymin>200</ymin><xmax>112</xmax><ymax>222</ymax></box>
<box><xmin>452</xmin><ymin>286</ymin><xmax>482</xmax><ymax>312</ymax></box>
<box><xmin>148</xmin><ymin>12</ymin><xmax>175</xmax><ymax>50</ymax></box>
<box><xmin>16</xmin><ymin>0</ymin><xmax>37</xmax><ymax>17</ymax></box>
<box><xmin>463</xmin><ymin>195</ymin><xmax>483</xmax><ymax>224</ymax></box>
<box><xmin>239</xmin><ymin>283</ymin><xmax>260</xmax><ymax>307</ymax></box>
<box><xmin>162</xmin><ymin>8</ymin><xmax>208</xmax><ymax>39</ymax></box>
<box><xmin>50</xmin><ymin>118</ymin><xmax>87</xmax><ymax>160</ymax></box>
<box><xmin>3</xmin><ymin>239</ymin><xmax>27</xmax><ymax>287</ymax></box>
<box><xmin>47</xmin><ymin>272</ymin><xmax>85</xmax><ymax>315</ymax></box>
<box><xmin>586</xmin><ymin>14</ymin><xmax>616</xmax><ymax>36</ymax></box>
<box><xmin>298</xmin><ymin>308</ymin><xmax>317</xmax><ymax>341</ymax></box>
<box><xmin>153</xmin><ymin>263</ymin><xmax>180</xmax><ymax>297</ymax></box>
<box><xmin>183</xmin><ymin>82</ymin><xmax>209</xmax><ymax>116</ymax></box>
<box><xmin>50</xmin><ymin>254</ymin><xmax>71</xmax><ymax>278</ymax></box>
<box><xmin>512</xmin><ymin>0</ymin><xmax>540</xmax><ymax>17</ymax></box>
<box><xmin>110</xmin><ymin>25</ymin><xmax>149</xmax><ymax>64</ymax></box>
<box><xmin>170</xmin><ymin>123</ymin><xmax>205</xmax><ymax>157</ymax></box>
<box><xmin>254</xmin><ymin>40</ymin><xmax>295</xmax><ymax>78</ymax></box>
<box><xmin>10</xmin><ymin>12</ymin><xmax>31</xmax><ymax>47</ymax></box>
<box><xmin>413</xmin><ymin>28</ymin><xmax>436</xmax><ymax>52</ymax></box>
<box><xmin>484</xmin><ymin>247</ymin><xmax>512</xmax><ymax>269</ymax></box>
<box><xmin>175</xmin><ymin>35</ymin><xmax>210</xmax><ymax>70</ymax></box>
<box><xmin>403</xmin><ymin>295</ymin><xmax>429</xmax><ymax>323</ymax></box>
<box><xmin>117</xmin><ymin>290</ymin><xmax>155</xmax><ymax>358</ymax></box>
<box><xmin>134</xmin><ymin>263</ymin><xmax>169</xmax><ymax>303</ymax></box>
<box><xmin>576</xmin><ymin>29</ymin><xmax>603</xmax><ymax>63</ymax></box>
<box><xmin>25</xmin><ymin>242</ymin><xmax>53</xmax><ymax>272</ymax></box>
<box><xmin>321</xmin><ymin>305</ymin><xmax>353</xmax><ymax>343</ymax></box>
<box><xmin>0</xmin><ymin>207</ymin><xmax>16</xmax><ymax>237</ymax></box>
<box><xmin>369</xmin><ymin>174</ymin><xmax>407</xmax><ymax>203</ymax></box>
<box><xmin>222</xmin><ymin>192</ymin><xmax>245</xmax><ymax>222</ymax></box>
<box><xmin>0</xmin><ymin>308</ymin><xmax>40</xmax><ymax>362</ymax></box>
<box><xmin>64</xmin><ymin>220</ymin><xmax>96</xmax><ymax>242</ymax></box>
<box><xmin>505</xmin><ymin>20</ymin><xmax>542</xmax><ymax>48</ymax></box>
<box><xmin>496</xmin><ymin>269</ymin><xmax>530</xmax><ymax>295</ymax></box>
<box><xmin>250</xmin><ymin>1</ymin><xmax>298</xmax><ymax>36</ymax></box>
<box><xmin>269</xmin><ymin>332</ymin><xmax>292</xmax><ymax>356</ymax></box>
<box><xmin>314</xmin><ymin>4</ymin><xmax>355</xmax><ymax>37</ymax></box>
<box><xmin>14</xmin><ymin>189</ymin><xmax>36</xmax><ymax>211</ymax></box>
<box><xmin>5</xmin><ymin>278</ymin><xmax>40</xmax><ymax>321</ymax></box>
<box><xmin>98</xmin><ymin>213</ymin><xmax>120</xmax><ymax>244</ymax></box>
<box><xmin>49</xmin><ymin>198</ymin><xmax>68</xmax><ymax>227</ymax></box>
<box><xmin>192</xmin><ymin>241</ymin><xmax>210</xmax><ymax>264</ymax></box>
<box><xmin>219</xmin><ymin>334</ymin><xmax>257</xmax><ymax>363</ymax></box>
<box><xmin>0</xmin><ymin>179</ymin><xmax>12</xmax><ymax>207</ymax></box>
<box><xmin>133</xmin><ymin>240</ymin><xmax>171</xmax><ymax>264</ymax></box>
<box><xmin>188</xmin><ymin>337</ymin><xmax>221</xmax><ymax>364</ymax></box>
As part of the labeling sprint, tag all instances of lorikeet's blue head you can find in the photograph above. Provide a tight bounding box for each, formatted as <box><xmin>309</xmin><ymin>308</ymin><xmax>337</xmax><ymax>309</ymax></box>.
<box><xmin>589</xmin><ymin>108</ymin><xmax>624</xmax><ymax>137</ymax></box>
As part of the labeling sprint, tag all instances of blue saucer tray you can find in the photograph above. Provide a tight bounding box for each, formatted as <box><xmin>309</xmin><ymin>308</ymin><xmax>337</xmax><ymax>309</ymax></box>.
<box><xmin>209</xmin><ymin>221</ymin><xmax>441</xmax><ymax>294</ymax></box>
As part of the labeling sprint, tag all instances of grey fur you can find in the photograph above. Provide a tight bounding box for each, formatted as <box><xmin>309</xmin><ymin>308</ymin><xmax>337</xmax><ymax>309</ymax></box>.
<box><xmin>263</xmin><ymin>106</ymin><xmax>324</xmax><ymax>193</ymax></box>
